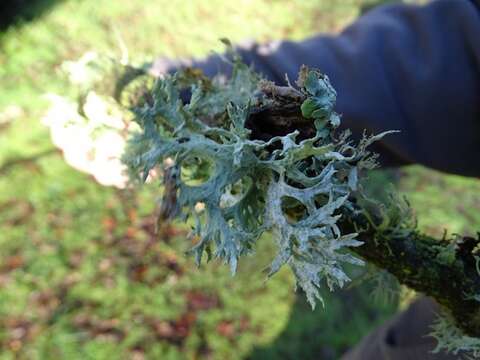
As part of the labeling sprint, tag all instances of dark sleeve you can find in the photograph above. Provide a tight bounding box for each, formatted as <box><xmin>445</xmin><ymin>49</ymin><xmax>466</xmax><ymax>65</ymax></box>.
<box><xmin>152</xmin><ymin>0</ymin><xmax>480</xmax><ymax>177</ymax></box>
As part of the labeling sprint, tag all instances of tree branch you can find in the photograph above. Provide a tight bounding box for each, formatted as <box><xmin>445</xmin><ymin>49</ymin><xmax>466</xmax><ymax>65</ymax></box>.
<box><xmin>347</xmin><ymin>213</ymin><xmax>480</xmax><ymax>338</ymax></box>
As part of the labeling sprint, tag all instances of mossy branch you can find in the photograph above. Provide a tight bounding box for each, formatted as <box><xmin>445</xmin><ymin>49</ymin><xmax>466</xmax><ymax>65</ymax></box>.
<box><xmin>348</xmin><ymin>213</ymin><xmax>480</xmax><ymax>337</ymax></box>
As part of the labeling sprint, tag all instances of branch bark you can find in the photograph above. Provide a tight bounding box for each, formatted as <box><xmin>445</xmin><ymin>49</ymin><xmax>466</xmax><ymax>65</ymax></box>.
<box><xmin>347</xmin><ymin>213</ymin><xmax>480</xmax><ymax>338</ymax></box>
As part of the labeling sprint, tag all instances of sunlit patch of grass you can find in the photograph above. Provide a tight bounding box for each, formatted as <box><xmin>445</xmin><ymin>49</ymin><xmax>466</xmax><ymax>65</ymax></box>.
<box><xmin>398</xmin><ymin>166</ymin><xmax>480</xmax><ymax>237</ymax></box>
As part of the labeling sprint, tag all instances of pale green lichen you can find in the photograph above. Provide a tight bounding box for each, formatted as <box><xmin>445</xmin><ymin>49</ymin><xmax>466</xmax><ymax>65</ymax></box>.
<box><xmin>430</xmin><ymin>311</ymin><xmax>480</xmax><ymax>359</ymax></box>
<box><xmin>123</xmin><ymin>55</ymin><xmax>393</xmax><ymax>307</ymax></box>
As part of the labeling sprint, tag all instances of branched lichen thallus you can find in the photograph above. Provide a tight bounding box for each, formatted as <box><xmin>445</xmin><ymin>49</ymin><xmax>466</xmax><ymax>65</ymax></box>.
<box><xmin>122</xmin><ymin>59</ymin><xmax>395</xmax><ymax>308</ymax></box>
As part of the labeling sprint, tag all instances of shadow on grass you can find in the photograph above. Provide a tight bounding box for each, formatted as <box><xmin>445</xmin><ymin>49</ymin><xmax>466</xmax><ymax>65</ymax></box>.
<box><xmin>1</xmin><ymin>0</ymin><xmax>65</xmax><ymax>31</ymax></box>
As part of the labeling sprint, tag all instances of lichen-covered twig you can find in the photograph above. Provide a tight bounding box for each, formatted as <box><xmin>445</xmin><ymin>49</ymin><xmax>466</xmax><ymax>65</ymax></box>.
<box><xmin>120</xmin><ymin>53</ymin><xmax>480</xmax><ymax>346</ymax></box>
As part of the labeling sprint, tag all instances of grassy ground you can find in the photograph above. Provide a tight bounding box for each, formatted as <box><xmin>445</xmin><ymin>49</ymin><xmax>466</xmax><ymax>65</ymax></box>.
<box><xmin>1</xmin><ymin>0</ymin><xmax>479</xmax><ymax>359</ymax></box>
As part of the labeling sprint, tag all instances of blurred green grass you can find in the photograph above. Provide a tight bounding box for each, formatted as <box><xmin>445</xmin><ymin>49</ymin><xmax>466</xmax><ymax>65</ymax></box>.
<box><xmin>1</xmin><ymin>0</ymin><xmax>479</xmax><ymax>359</ymax></box>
